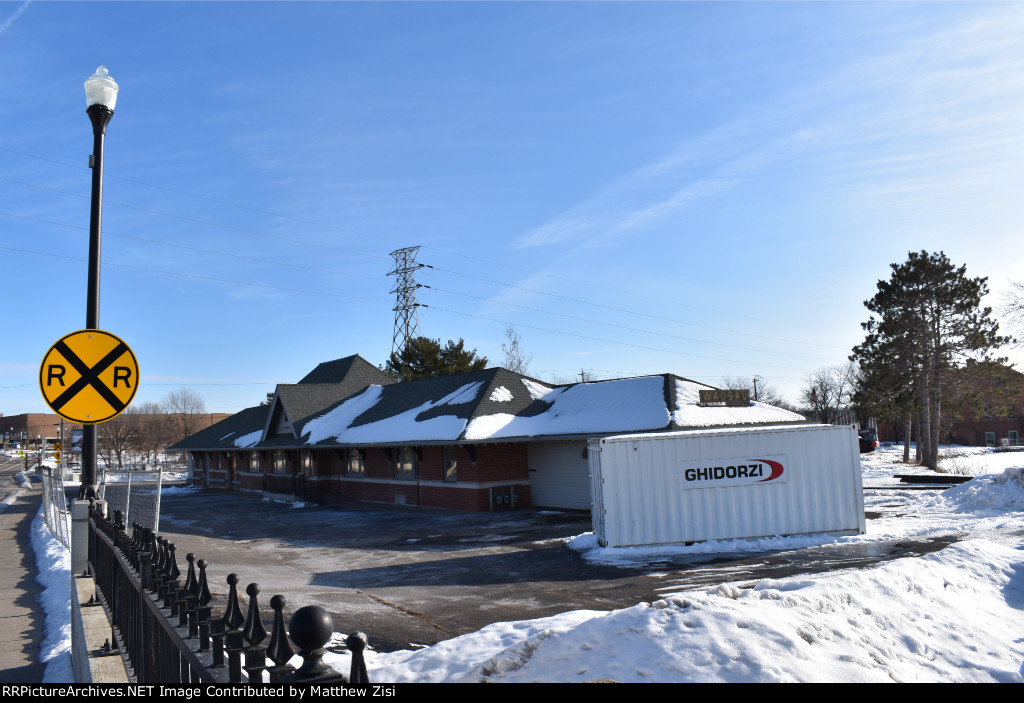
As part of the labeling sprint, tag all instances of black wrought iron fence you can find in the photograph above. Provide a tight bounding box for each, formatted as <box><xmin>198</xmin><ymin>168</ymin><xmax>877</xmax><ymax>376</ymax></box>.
<box><xmin>87</xmin><ymin>503</ymin><xmax>368</xmax><ymax>684</ymax></box>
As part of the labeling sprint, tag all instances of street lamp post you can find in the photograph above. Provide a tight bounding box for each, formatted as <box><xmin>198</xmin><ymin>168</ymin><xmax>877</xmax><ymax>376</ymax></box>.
<box><xmin>80</xmin><ymin>66</ymin><xmax>118</xmax><ymax>500</ymax></box>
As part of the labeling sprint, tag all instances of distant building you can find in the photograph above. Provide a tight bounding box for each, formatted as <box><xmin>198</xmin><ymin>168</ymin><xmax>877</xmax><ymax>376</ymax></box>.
<box><xmin>170</xmin><ymin>355</ymin><xmax>806</xmax><ymax>511</ymax></box>
<box><xmin>951</xmin><ymin>362</ymin><xmax>1024</xmax><ymax>447</ymax></box>
<box><xmin>1</xmin><ymin>414</ymin><xmax>76</xmax><ymax>450</ymax></box>
<box><xmin>0</xmin><ymin>412</ymin><xmax>232</xmax><ymax>451</ymax></box>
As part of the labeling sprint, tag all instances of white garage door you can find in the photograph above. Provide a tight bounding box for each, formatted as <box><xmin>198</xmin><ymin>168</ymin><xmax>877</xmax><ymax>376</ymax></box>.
<box><xmin>528</xmin><ymin>440</ymin><xmax>591</xmax><ymax>509</ymax></box>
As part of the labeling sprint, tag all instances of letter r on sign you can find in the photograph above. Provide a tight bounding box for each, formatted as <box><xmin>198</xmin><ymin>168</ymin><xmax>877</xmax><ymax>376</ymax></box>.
<box><xmin>114</xmin><ymin>366</ymin><xmax>132</xmax><ymax>388</ymax></box>
<box><xmin>47</xmin><ymin>365</ymin><xmax>66</xmax><ymax>386</ymax></box>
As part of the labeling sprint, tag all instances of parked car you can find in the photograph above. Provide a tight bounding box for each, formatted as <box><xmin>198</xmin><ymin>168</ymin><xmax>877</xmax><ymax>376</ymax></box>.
<box><xmin>858</xmin><ymin>428</ymin><xmax>879</xmax><ymax>453</ymax></box>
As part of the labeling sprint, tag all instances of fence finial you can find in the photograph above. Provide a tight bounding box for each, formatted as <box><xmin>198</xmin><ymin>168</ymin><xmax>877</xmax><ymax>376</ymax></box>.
<box><xmin>284</xmin><ymin>605</ymin><xmax>340</xmax><ymax>682</ymax></box>
<box><xmin>244</xmin><ymin>583</ymin><xmax>268</xmax><ymax>645</ymax></box>
<box><xmin>267</xmin><ymin>595</ymin><xmax>294</xmax><ymax>666</ymax></box>
<box><xmin>223</xmin><ymin>573</ymin><xmax>245</xmax><ymax>630</ymax></box>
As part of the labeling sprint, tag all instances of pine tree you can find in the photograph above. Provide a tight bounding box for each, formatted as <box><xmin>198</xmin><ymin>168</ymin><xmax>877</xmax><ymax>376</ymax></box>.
<box><xmin>384</xmin><ymin>336</ymin><xmax>488</xmax><ymax>382</ymax></box>
<box><xmin>851</xmin><ymin>251</ymin><xmax>1009</xmax><ymax>469</ymax></box>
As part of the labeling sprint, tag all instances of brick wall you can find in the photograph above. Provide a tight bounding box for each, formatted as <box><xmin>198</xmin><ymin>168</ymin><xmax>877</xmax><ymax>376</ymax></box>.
<box><xmin>199</xmin><ymin>442</ymin><xmax>535</xmax><ymax>511</ymax></box>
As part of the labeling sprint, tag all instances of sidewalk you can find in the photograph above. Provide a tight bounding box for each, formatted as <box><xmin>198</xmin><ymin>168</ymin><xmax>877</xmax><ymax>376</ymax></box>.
<box><xmin>0</xmin><ymin>477</ymin><xmax>46</xmax><ymax>683</ymax></box>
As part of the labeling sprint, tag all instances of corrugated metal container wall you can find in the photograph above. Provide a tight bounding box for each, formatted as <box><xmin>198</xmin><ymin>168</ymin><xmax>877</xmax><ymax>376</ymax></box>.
<box><xmin>589</xmin><ymin>425</ymin><xmax>864</xmax><ymax>548</ymax></box>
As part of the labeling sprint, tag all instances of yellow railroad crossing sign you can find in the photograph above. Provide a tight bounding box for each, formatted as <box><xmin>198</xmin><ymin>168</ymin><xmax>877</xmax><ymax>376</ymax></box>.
<box><xmin>39</xmin><ymin>329</ymin><xmax>139</xmax><ymax>424</ymax></box>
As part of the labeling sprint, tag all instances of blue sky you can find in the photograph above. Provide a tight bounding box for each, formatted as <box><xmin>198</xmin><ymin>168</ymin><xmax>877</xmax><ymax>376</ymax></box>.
<box><xmin>2</xmin><ymin>1</ymin><xmax>1023</xmax><ymax>415</ymax></box>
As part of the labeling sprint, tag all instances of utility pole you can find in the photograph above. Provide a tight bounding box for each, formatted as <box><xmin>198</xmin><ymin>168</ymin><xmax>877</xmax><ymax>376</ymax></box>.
<box><xmin>388</xmin><ymin>246</ymin><xmax>424</xmax><ymax>356</ymax></box>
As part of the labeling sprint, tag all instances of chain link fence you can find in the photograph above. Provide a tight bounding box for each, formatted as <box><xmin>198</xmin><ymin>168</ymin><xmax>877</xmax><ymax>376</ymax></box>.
<box><xmin>40</xmin><ymin>465</ymin><xmax>71</xmax><ymax>549</ymax></box>
<box><xmin>99</xmin><ymin>466</ymin><xmax>164</xmax><ymax>532</ymax></box>
<box><xmin>40</xmin><ymin>464</ymin><xmax>165</xmax><ymax>547</ymax></box>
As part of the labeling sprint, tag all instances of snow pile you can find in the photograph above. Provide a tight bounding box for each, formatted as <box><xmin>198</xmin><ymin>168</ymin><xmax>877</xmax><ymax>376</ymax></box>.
<box><xmin>351</xmin><ymin>539</ymin><xmax>1022</xmax><ymax>683</ymax></box>
<box><xmin>929</xmin><ymin>467</ymin><xmax>1024</xmax><ymax>514</ymax></box>
<box><xmin>31</xmin><ymin>509</ymin><xmax>74</xmax><ymax>682</ymax></box>
<box><xmin>566</xmin><ymin>530</ymin><xmax>851</xmax><ymax>564</ymax></box>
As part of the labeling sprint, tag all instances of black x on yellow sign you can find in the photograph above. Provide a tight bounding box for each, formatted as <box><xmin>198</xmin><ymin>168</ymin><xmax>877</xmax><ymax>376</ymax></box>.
<box><xmin>39</xmin><ymin>329</ymin><xmax>139</xmax><ymax>424</ymax></box>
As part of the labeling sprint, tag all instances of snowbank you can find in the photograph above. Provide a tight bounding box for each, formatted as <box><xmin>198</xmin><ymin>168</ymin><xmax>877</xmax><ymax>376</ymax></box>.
<box><xmin>351</xmin><ymin>539</ymin><xmax>1023</xmax><ymax>682</ymax></box>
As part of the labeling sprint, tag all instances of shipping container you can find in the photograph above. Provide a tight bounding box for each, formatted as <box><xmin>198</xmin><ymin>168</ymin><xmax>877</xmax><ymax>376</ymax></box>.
<box><xmin>588</xmin><ymin>424</ymin><xmax>864</xmax><ymax>547</ymax></box>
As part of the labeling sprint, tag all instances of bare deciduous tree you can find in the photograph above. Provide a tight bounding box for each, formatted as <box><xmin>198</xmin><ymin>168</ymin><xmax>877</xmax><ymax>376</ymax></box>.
<box><xmin>1002</xmin><ymin>280</ymin><xmax>1024</xmax><ymax>346</ymax></box>
<box><xmin>548</xmin><ymin>369</ymin><xmax>596</xmax><ymax>385</ymax></box>
<box><xmin>132</xmin><ymin>401</ymin><xmax>170</xmax><ymax>465</ymax></box>
<box><xmin>803</xmin><ymin>363</ymin><xmax>856</xmax><ymax>425</ymax></box>
<box><xmin>720</xmin><ymin>375</ymin><xmax>789</xmax><ymax>408</ymax></box>
<box><xmin>98</xmin><ymin>410</ymin><xmax>140</xmax><ymax>470</ymax></box>
<box><xmin>501</xmin><ymin>325</ymin><xmax>534</xmax><ymax>375</ymax></box>
<box><xmin>164</xmin><ymin>388</ymin><xmax>208</xmax><ymax>446</ymax></box>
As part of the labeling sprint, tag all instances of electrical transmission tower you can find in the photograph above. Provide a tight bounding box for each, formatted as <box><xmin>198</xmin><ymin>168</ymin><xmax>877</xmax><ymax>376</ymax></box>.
<box><xmin>388</xmin><ymin>246</ymin><xmax>424</xmax><ymax>356</ymax></box>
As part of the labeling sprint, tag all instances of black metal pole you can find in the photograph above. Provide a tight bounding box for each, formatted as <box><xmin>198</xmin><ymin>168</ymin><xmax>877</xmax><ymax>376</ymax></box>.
<box><xmin>81</xmin><ymin>103</ymin><xmax>113</xmax><ymax>501</ymax></box>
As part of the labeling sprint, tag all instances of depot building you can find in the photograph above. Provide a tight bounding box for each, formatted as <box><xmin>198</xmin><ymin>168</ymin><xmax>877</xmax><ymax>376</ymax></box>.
<box><xmin>169</xmin><ymin>355</ymin><xmax>806</xmax><ymax>511</ymax></box>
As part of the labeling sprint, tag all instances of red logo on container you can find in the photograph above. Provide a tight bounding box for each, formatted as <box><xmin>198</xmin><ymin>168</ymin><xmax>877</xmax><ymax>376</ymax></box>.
<box><xmin>752</xmin><ymin>458</ymin><xmax>785</xmax><ymax>482</ymax></box>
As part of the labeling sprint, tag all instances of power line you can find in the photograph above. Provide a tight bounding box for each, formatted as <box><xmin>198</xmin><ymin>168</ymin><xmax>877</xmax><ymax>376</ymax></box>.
<box><xmin>0</xmin><ymin>209</ymin><xmax>378</xmax><ymax>281</ymax></box>
<box><xmin>423</xmin><ymin>284</ymin><xmax>833</xmax><ymax>362</ymax></box>
<box><xmin>428</xmin><ymin>305</ymin><xmax>813</xmax><ymax>373</ymax></box>
<box><xmin>0</xmin><ymin>245</ymin><xmax>385</xmax><ymax>303</ymax></box>
<box><xmin>0</xmin><ymin>208</ymin><xmax>836</xmax><ymax>361</ymax></box>
<box><xmin>1</xmin><ymin>150</ymin><xmax>834</xmax><ymax>337</ymax></box>
<box><xmin>0</xmin><ymin>242</ymin><xmax>812</xmax><ymax>374</ymax></box>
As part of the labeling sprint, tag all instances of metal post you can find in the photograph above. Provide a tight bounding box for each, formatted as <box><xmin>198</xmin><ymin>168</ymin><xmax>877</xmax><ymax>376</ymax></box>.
<box><xmin>80</xmin><ymin>101</ymin><xmax>113</xmax><ymax>501</ymax></box>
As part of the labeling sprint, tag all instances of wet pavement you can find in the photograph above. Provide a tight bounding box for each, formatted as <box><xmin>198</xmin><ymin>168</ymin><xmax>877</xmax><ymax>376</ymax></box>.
<box><xmin>153</xmin><ymin>487</ymin><xmax>959</xmax><ymax>653</ymax></box>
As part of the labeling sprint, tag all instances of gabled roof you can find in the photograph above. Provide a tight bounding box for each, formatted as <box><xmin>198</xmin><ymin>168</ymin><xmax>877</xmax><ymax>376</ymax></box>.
<box><xmin>262</xmin><ymin>356</ymin><xmax>400</xmax><ymax>444</ymax></box>
<box><xmin>170</xmin><ymin>355</ymin><xmax>807</xmax><ymax>452</ymax></box>
<box><xmin>170</xmin><ymin>405</ymin><xmax>267</xmax><ymax>451</ymax></box>
<box><xmin>297</xmin><ymin>354</ymin><xmax>396</xmax><ymax>386</ymax></box>
<box><xmin>298</xmin><ymin>371</ymin><xmax>805</xmax><ymax>447</ymax></box>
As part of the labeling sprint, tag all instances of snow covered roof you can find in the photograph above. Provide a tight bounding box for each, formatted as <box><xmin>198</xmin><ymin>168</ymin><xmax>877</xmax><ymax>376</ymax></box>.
<box><xmin>170</xmin><ymin>356</ymin><xmax>805</xmax><ymax>451</ymax></box>
<box><xmin>170</xmin><ymin>405</ymin><xmax>267</xmax><ymax>451</ymax></box>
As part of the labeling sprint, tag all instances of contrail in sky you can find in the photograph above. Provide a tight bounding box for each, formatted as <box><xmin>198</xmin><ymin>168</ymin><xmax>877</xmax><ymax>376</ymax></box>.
<box><xmin>0</xmin><ymin>1</ymin><xmax>32</xmax><ymax>36</ymax></box>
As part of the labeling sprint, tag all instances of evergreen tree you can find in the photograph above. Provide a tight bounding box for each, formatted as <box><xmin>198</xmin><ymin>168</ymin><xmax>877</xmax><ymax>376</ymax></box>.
<box><xmin>851</xmin><ymin>251</ymin><xmax>1009</xmax><ymax>469</ymax></box>
<box><xmin>385</xmin><ymin>336</ymin><xmax>488</xmax><ymax>382</ymax></box>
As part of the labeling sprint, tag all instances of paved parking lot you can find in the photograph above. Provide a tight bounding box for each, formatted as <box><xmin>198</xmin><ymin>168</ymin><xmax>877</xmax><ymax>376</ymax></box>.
<box><xmin>156</xmin><ymin>488</ymin><xmax>956</xmax><ymax>653</ymax></box>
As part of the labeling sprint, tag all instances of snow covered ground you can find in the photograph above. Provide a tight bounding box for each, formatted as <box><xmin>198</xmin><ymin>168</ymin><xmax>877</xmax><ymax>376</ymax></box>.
<box><xmin>26</xmin><ymin>445</ymin><xmax>1024</xmax><ymax>683</ymax></box>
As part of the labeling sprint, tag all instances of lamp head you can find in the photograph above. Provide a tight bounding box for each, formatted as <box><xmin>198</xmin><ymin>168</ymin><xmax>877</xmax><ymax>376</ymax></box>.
<box><xmin>84</xmin><ymin>66</ymin><xmax>118</xmax><ymax>111</ymax></box>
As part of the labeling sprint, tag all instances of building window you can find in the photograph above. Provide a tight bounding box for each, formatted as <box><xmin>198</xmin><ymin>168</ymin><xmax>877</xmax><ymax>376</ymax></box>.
<box><xmin>346</xmin><ymin>448</ymin><xmax>365</xmax><ymax>476</ymax></box>
<box><xmin>273</xmin><ymin>450</ymin><xmax>288</xmax><ymax>474</ymax></box>
<box><xmin>249</xmin><ymin>452</ymin><xmax>260</xmax><ymax>471</ymax></box>
<box><xmin>985</xmin><ymin>432</ymin><xmax>996</xmax><ymax>448</ymax></box>
<box><xmin>1009</xmin><ymin>431</ymin><xmax>1019</xmax><ymax>446</ymax></box>
<box><xmin>395</xmin><ymin>447</ymin><xmax>417</xmax><ymax>480</ymax></box>
<box><xmin>444</xmin><ymin>446</ymin><xmax>457</xmax><ymax>482</ymax></box>
<box><xmin>302</xmin><ymin>450</ymin><xmax>316</xmax><ymax>475</ymax></box>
